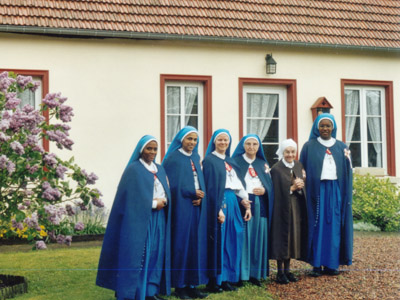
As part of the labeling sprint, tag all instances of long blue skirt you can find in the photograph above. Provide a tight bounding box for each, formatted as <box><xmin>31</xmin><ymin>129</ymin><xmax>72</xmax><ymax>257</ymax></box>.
<box><xmin>217</xmin><ymin>189</ymin><xmax>244</xmax><ymax>285</ymax></box>
<box><xmin>241</xmin><ymin>195</ymin><xmax>268</xmax><ymax>280</ymax></box>
<box><xmin>118</xmin><ymin>209</ymin><xmax>166</xmax><ymax>300</ymax></box>
<box><xmin>310</xmin><ymin>180</ymin><xmax>342</xmax><ymax>269</ymax></box>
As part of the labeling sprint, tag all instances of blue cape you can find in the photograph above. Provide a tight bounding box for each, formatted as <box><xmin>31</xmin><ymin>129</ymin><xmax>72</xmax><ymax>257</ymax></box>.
<box><xmin>203</xmin><ymin>130</ymin><xmax>243</xmax><ymax>277</ymax></box>
<box><xmin>162</xmin><ymin>127</ymin><xmax>208</xmax><ymax>287</ymax></box>
<box><xmin>309</xmin><ymin>113</ymin><xmax>337</xmax><ymax>140</ymax></box>
<box><xmin>96</xmin><ymin>136</ymin><xmax>171</xmax><ymax>297</ymax></box>
<box><xmin>300</xmin><ymin>138</ymin><xmax>353</xmax><ymax>266</ymax></box>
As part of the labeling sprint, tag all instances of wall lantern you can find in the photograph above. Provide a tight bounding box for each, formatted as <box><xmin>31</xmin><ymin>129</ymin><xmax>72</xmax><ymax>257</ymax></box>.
<box><xmin>265</xmin><ymin>54</ymin><xmax>277</xmax><ymax>74</ymax></box>
<box><xmin>311</xmin><ymin>97</ymin><xmax>333</xmax><ymax>121</ymax></box>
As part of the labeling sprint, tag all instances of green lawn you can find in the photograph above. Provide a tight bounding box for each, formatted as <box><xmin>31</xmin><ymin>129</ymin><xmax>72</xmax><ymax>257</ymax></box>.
<box><xmin>0</xmin><ymin>241</ymin><xmax>275</xmax><ymax>300</ymax></box>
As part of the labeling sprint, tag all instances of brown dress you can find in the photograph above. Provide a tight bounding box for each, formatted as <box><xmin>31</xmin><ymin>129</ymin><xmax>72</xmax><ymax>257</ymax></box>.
<box><xmin>270</xmin><ymin>160</ymin><xmax>308</xmax><ymax>261</ymax></box>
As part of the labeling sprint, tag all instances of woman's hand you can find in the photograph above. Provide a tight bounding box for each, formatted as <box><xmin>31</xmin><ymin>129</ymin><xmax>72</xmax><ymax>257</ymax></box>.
<box><xmin>243</xmin><ymin>209</ymin><xmax>252</xmax><ymax>221</ymax></box>
<box><xmin>252</xmin><ymin>187</ymin><xmax>265</xmax><ymax>196</ymax></box>
<box><xmin>195</xmin><ymin>189</ymin><xmax>205</xmax><ymax>199</ymax></box>
<box><xmin>155</xmin><ymin>198</ymin><xmax>167</xmax><ymax>210</ymax></box>
<box><xmin>192</xmin><ymin>199</ymin><xmax>201</xmax><ymax>206</ymax></box>
<box><xmin>218</xmin><ymin>209</ymin><xmax>225</xmax><ymax>224</ymax></box>
<box><xmin>240</xmin><ymin>199</ymin><xmax>252</xmax><ymax>210</ymax></box>
<box><xmin>291</xmin><ymin>178</ymin><xmax>304</xmax><ymax>192</ymax></box>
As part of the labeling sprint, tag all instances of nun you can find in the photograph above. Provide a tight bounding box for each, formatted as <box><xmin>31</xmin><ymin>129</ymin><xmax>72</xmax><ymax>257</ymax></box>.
<box><xmin>162</xmin><ymin>126</ymin><xmax>208</xmax><ymax>300</ymax></box>
<box><xmin>232</xmin><ymin>134</ymin><xmax>274</xmax><ymax>286</ymax></box>
<box><xmin>300</xmin><ymin>113</ymin><xmax>353</xmax><ymax>277</ymax></box>
<box><xmin>270</xmin><ymin>139</ymin><xmax>308</xmax><ymax>284</ymax></box>
<box><xmin>202</xmin><ymin>129</ymin><xmax>252</xmax><ymax>293</ymax></box>
<box><xmin>96</xmin><ymin>135</ymin><xmax>171</xmax><ymax>300</ymax></box>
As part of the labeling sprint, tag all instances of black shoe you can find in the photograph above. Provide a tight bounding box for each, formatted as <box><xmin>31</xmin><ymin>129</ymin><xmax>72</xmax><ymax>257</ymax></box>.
<box><xmin>323</xmin><ymin>267</ymin><xmax>340</xmax><ymax>276</ymax></box>
<box><xmin>276</xmin><ymin>273</ymin><xmax>289</xmax><ymax>284</ymax></box>
<box><xmin>175</xmin><ymin>287</ymin><xmax>193</xmax><ymax>299</ymax></box>
<box><xmin>145</xmin><ymin>295</ymin><xmax>167</xmax><ymax>300</ymax></box>
<box><xmin>249</xmin><ymin>277</ymin><xmax>262</xmax><ymax>286</ymax></box>
<box><xmin>309</xmin><ymin>267</ymin><xmax>322</xmax><ymax>277</ymax></box>
<box><xmin>221</xmin><ymin>281</ymin><xmax>237</xmax><ymax>291</ymax></box>
<box><xmin>186</xmin><ymin>287</ymin><xmax>209</xmax><ymax>299</ymax></box>
<box><xmin>205</xmin><ymin>283</ymin><xmax>223</xmax><ymax>293</ymax></box>
<box><xmin>285</xmin><ymin>272</ymin><xmax>298</xmax><ymax>282</ymax></box>
<box><xmin>234</xmin><ymin>280</ymin><xmax>244</xmax><ymax>287</ymax></box>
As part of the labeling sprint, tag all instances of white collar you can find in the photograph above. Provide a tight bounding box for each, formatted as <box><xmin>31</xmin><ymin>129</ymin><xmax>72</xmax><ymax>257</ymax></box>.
<box><xmin>179</xmin><ymin>148</ymin><xmax>192</xmax><ymax>157</ymax></box>
<box><xmin>282</xmin><ymin>159</ymin><xmax>294</xmax><ymax>169</ymax></box>
<box><xmin>212</xmin><ymin>150</ymin><xmax>226</xmax><ymax>160</ymax></box>
<box><xmin>317</xmin><ymin>137</ymin><xmax>336</xmax><ymax>147</ymax></box>
<box><xmin>242</xmin><ymin>153</ymin><xmax>255</xmax><ymax>164</ymax></box>
<box><xmin>139</xmin><ymin>158</ymin><xmax>158</xmax><ymax>173</ymax></box>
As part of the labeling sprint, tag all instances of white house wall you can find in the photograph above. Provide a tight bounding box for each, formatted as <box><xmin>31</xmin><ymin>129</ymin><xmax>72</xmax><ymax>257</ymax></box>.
<box><xmin>1</xmin><ymin>33</ymin><xmax>399</xmax><ymax>209</ymax></box>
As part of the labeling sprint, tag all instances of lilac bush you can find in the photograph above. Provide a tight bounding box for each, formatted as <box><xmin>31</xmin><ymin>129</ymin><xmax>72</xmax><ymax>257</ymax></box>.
<box><xmin>0</xmin><ymin>71</ymin><xmax>104</xmax><ymax>247</ymax></box>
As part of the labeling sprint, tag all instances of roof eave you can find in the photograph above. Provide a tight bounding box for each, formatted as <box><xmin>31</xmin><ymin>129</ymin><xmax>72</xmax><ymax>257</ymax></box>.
<box><xmin>1</xmin><ymin>25</ymin><xmax>399</xmax><ymax>53</ymax></box>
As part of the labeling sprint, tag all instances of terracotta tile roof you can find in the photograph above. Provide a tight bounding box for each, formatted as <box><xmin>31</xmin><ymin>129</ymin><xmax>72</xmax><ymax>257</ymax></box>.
<box><xmin>0</xmin><ymin>0</ymin><xmax>399</xmax><ymax>50</ymax></box>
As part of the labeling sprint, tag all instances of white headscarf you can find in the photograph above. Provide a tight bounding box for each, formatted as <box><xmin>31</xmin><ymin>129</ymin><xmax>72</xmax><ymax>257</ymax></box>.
<box><xmin>276</xmin><ymin>138</ymin><xmax>297</xmax><ymax>160</ymax></box>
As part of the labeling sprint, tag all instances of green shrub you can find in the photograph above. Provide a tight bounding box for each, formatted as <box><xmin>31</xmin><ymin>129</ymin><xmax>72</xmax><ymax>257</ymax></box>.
<box><xmin>353</xmin><ymin>174</ymin><xmax>400</xmax><ymax>232</ymax></box>
<box><xmin>353</xmin><ymin>220</ymin><xmax>381</xmax><ymax>232</ymax></box>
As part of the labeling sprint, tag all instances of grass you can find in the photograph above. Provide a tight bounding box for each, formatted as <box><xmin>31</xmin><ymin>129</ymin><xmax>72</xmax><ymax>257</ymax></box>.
<box><xmin>0</xmin><ymin>241</ymin><xmax>275</xmax><ymax>300</ymax></box>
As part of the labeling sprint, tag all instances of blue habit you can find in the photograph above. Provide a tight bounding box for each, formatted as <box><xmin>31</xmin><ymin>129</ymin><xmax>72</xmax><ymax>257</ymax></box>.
<box><xmin>300</xmin><ymin>116</ymin><xmax>353</xmax><ymax>268</ymax></box>
<box><xmin>162</xmin><ymin>149</ymin><xmax>208</xmax><ymax>288</ymax></box>
<box><xmin>202</xmin><ymin>129</ymin><xmax>244</xmax><ymax>282</ymax></box>
<box><xmin>96</xmin><ymin>136</ymin><xmax>171</xmax><ymax>299</ymax></box>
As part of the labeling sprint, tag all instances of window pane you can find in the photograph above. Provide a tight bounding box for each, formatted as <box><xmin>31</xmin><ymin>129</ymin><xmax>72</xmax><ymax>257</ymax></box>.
<box><xmin>368</xmin><ymin>143</ymin><xmax>382</xmax><ymax>168</ymax></box>
<box><xmin>167</xmin><ymin>116</ymin><xmax>180</xmax><ymax>143</ymax></box>
<box><xmin>349</xmin><ymin>142</ymin><xmax>361</xmax><ymax>167</ymax></box>
<box><xmin>246</xmin><ymin>93</ymin><xmax>279</xmax><ymax>118</ymax></box>
<box><xmin>18</xmin><ymin>89</ymin><xmax>35</xmax><ymax>109</ymax></box>
<box><xmin>185</xmin><ymin>87</ymin><xmax>198</xmax><ymax>114</ymax></box>
<box><xmin>345</xmin><ymin>116</ymin><xmax>360</xmax><ymax>141</ymax></box>
<box><xmin>185</xmin><ymin>115</ymin><xmax>198</xmax><ymax>128</ymax></box>
<box><xmin>263</xmin><ymin>144</ymin><xmax>279</xmax><ymax>168</ymax></box>
<box><xmin>167</xmin><ymin>87</ymin><xmax>180</xmax><ymax>114</ymax></box>
<box><xmin>366</xmin><ymin>90</ymin><xmax>381</xmax><ymax>115</ymax></box>
<box><xmin>367</xmin><ymin>117</ymin><xmax>382</xmax><ymax>142</ymax></box>
<box><xmin>345</xmin><ymin>90</ymin><xmax>360</xmax><ymax>115</ymax></box>
<box><xmin>247</xmin><ymin>119</ymin><xmax>278</xmax><ymax>143</ymax></box>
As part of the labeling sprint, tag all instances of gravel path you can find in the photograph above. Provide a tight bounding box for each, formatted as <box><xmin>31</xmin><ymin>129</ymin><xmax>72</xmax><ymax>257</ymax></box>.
<box><xmin>267</xmin><ymin>232</ymin><xmax>400</xmax><ymax>300</ymax></box>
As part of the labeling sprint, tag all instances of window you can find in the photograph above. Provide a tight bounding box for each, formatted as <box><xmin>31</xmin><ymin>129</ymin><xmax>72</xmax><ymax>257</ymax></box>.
<box><xmin>243</xmin><ymin>85</ymin><xmax>287</xmax><ymax>166</ymax></box>
<box><xmin>165</xmin><ymin>82</ymin><xmax>203</xmax><ymax>152</ymax></box>
<box><xmin>239</xmin><ymin>78</ymin><xmax>297</xmax><ymax>167</ymax></box>
<box><xmin>0</xmin><ymin>69</ymin><xmax>49</xmax><ymax>151</ymax></box>
<box><xmin>341</xmin><ymin>79</ymin><xmax>395</xmax><ymax>176</ymax></box>
<box><xmin>345</xmin><ymin>86</ymin><xmax>386</xmax><ymax>168</ymax></box>
<box><xmin>160</xmin><ymin>75</ymin><xmax>212</xmax><ymax>158</ymax></box>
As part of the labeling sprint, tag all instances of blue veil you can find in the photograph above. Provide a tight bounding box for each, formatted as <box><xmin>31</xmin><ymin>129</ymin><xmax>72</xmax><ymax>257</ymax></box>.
<box><xmin>163</xmin><ymin>126</ymin><xmax>198</xmax><ymax>163</ymax></box>
<box><xmin>232</xmin><ymin>134</ymin><xmax>267</xmax><ymax>162</ymax></box>
<box><xmin>205</xmin><ymin>129</ymin><xmax>232</xmax><ymax>157</ymax></box>
<box><xmin>309</xmin><ymin>113</ymin><xmax>337</xmax><ymax>140</ymax></box>
<box><xmin>126</xmin><ymin>135</ymin><xmax>158</xmax><ymax>168</ymax></box>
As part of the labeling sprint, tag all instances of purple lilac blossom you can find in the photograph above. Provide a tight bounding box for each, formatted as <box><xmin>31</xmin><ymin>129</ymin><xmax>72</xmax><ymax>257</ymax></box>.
<box><xmin>79</xmin><ymin>202</ymin><xmax>88</xmax><ymax>211</ymax></box>
<box><xmin>64</xmin><ymin>235</ymin><xmax>72</xmax><ymax>246</ymax></box>
<box><xmin>6</xmin><ymin>161</ymin><xmax>15</xmax><ymax>175</ymax></box>
<box><xmin>12</xmin><ymin>219</ymin><xmax>24</xmax><ymax>230</ymax></box>
<box><xmin>0</xmin><ymin>155</ymin><xmax>10</xmax><ymax>169</ymax></box>
<box><xmin>27</xmin><ymin>164</ymin><xmax>39</xmax><ymax>174</ymax></box>
<box><xmin>81</xmin><ymin>170</ymin><xmax>98</xmax><ymax>185</ymax></box>
<box><xmin>26</xmin><ymin>134</ymin><xmax>38</xmax><ymax>146</ymax></box>
<box><xmin>74</xmin><ymin>222</ymin><xmax>85</xmax><ymax>231</ymax></box>
<box><xmin>29</xmin><ymin>81</ymin><xmax>41</xmax><ymax>92</ymax></box>
<box><xmin>55</xmin><ymin>164</ymin><xmax>68</xmax><ymax>179</ymax></box>
<box><xmin>43</xmin><ymin>153</ymin><xmax>57</xmax><ymax>168</ymax></box>
<box><xmin>59</xmin><ymin>105</ymin><xmax>74</xmax><ymax>123</ymax></box>
<box><xmin>0</xmin><ymin>132</ymin><xmax>10</xmax><ymax>142</ymax></box>
<box><xmin>17</xmin><ymin>204</ymin><xmax>26</xmax><ymax>210</ymax></box>
<box><xmin>35</xmin><ymin>241</ymin><xmax>47</xmax><ymax>250</ymax></box>
<box><xmin>10</xmin><ymin>141</ymin><xmax>25</xmax><ymax>155</ymax></box>
<box><xmin>42</xmin><ymin>183</ymin><xmax>61</xmax><ymax>201</ymax></box>
<box><xmin>92</xmin><ymin>197</ymin><xmax>105</xmax><ymax>208</ymax></box>
<box><xmin>23</xmin><ymin>200</ymin><xmax>31</xmax><ymax>207</ymax></box>
<box><xmin>0</xmin><ymin>74</ymin><xmax>16</xmax><ymax>92</ymax></box>
<box><xmin>16</xmin><ymin>75</ymin><xmax>33</xmax><ymax>89</ymax></box>
<box><xmin>56</xmin><ymin>234</ymin><xmax>65</xmax><ymax>244</ymax></box>
<box><xmin>44</xmin><ymin>205</ymin><xmax>66</xmax><ymax>225</ymax></box>
<box><xmin>0</xmin><ymin>119</ymin><xmax>10</xmax><ymax>130</ymax></box>
<box><xmin>24</xmin><ymin>212</ymin><xmax>39</xmax><ymax>229</ymax></box>
<box><xmin>65</xmin><ymin>204</ymin><xmax>75</xmax><ymax>216</ymax></box>
<box><xmin>48</xmin><ymin>230</ymin><xmax>56</xmax><ymax>241</ymax></box>
<box><xmin>4</xmin><ymin>92</ymin><xmax>21</xmax><ymax>110</ymax></box>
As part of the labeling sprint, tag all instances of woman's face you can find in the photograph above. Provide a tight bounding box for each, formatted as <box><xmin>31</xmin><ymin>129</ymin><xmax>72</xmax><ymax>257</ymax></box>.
<box><xmin>244</xmin><ymin>138</ymin><xmax>259</xmax><ymax>158</ymax></box>
<box><xmin>318</xmin><ymin>119</ymin><xmax>333</xmax><ymax>140</ymax></box>
<box><xmin>141</xmin><ymin>141</ymin><xmax>158</xmax><ymax>164</ymax></box>
<box><xmin>214</xmin><ymin>133</ymin><xmax>230</xmax><ymax>154</ymax></box>
<box><xmin>283</xmin><ymin>146</ymin><xmax>296</xmax><ymax>163</ymax></box>
<box><xmin>181</xmin><ymin>132</ymin><xmax>198</xmax><ymax>153</ymax></box>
